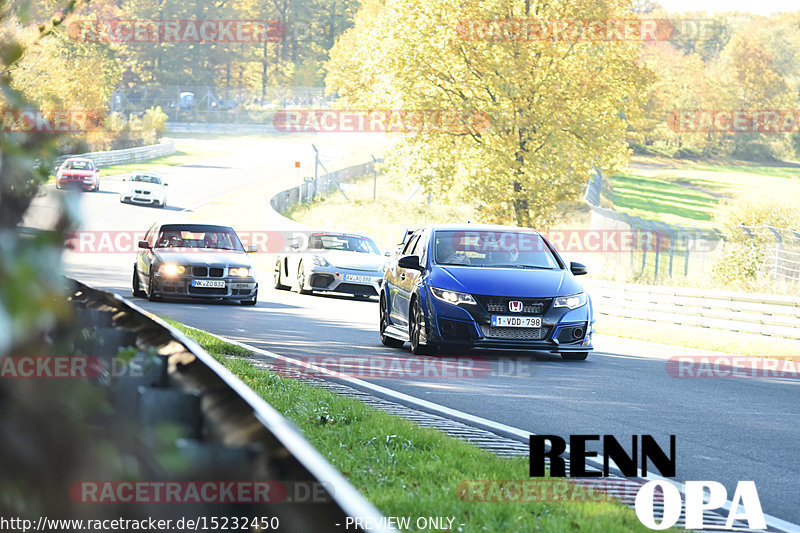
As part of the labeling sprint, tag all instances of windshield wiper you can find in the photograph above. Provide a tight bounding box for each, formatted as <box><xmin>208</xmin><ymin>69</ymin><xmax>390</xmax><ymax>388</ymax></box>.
<box><xmin>490</xmin><ymin>264</ymin><xmax>554</xmax><ymax>270</ymax></box>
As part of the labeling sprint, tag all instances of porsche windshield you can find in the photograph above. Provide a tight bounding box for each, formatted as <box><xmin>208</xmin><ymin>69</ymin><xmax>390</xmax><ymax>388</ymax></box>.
<box><xmin>307</xmin><ymin>234</ymin><xmax>380</xmax><ymax>254</ymax></box>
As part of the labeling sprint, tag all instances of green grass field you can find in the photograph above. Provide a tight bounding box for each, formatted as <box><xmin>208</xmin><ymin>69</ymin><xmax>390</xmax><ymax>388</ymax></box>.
<box><xmin>609</xmin><ymin>157</ymin><xmax>800</xmax><ymax>228</ymax></box>
<box><xmin>170</xmin><ymin>320</ymin><xmax>672</xmax><ymax>533</ymax></box>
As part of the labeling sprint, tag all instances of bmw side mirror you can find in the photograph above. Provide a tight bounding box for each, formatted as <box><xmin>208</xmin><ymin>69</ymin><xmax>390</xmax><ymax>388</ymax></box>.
<box><xmin>138</xmin><ymin>240</ymin><xmax>151</xmax><ymax>250</ymax></box>
<box><xmin>570</xmin><ymin>262</ymin><xmax>588</xmax><ymax>276</ymax></box>
<box><xmin>398</xmin><ymin>255</ymin><xmax>424</xmax><ymax>271</ymax></box>
<box><xmin>246</xmin><ymin>245</ymin><xmax>258</xmax><ymax>253</ymax></box>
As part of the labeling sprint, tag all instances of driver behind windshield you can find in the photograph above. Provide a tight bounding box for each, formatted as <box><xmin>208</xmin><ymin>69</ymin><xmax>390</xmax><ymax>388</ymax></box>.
<box><xmin>436</xmin><ymin>239</ymin><xmax>470</xmax><ymax>265</ymax></box>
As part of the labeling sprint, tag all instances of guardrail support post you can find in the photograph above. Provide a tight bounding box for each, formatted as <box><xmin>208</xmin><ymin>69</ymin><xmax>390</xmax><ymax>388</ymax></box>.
<box><xmin>371</xmin><ymin>155</ymin><xmax>378</xmax><ymax>201</ymax></box>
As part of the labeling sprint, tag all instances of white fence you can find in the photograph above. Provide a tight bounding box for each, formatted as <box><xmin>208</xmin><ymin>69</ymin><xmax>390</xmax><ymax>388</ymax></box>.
<box><xmin>55</xmin><ymin>139</ymin><xmax>175</xmax><ymax>168</ymax></box>
<box><xmin>585</xmin><ymin>279</ymin><xmax>800</xmax><ymax>340</ymax></box>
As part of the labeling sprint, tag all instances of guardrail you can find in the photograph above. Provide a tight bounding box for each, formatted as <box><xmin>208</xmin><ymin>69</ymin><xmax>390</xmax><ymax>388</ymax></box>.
<box><xmin>270</xmin><ymin>159</ymin><xmax>379</xmax><ymax>214</ymax></box>
<box><xmin>55</xmin><ymin>139</ymin><xmax>176</xmax><ymax>168</ymax></box>
<box><xmin>166</xmin><ymin>122</ymin><xmax>281</xmax><ymax>135</ymax></box>
<box><xmin>585</xmin><ymin>279</ymin><xmax>800</xmax><ymax>340</ymax></box>
<box><xmin>61</xmin><ymin>278</ymin><xmax>391</xmax><ymax>532</ymax></box>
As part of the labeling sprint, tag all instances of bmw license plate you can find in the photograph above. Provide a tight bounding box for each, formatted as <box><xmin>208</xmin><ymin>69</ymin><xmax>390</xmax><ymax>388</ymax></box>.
<box><xmin>192</xmin><ymin>279</ymin><xmax>225</xmax><ymax>288</ymax></box>
<box><xmin>345</xmin><ymin>274</ymin><xmax>373</xmax><ymax>283</ymax></box>
<box><xmin>491</xmin><ymin>316</ymin><xmax>542</xmax><ymax>328</ymax></box>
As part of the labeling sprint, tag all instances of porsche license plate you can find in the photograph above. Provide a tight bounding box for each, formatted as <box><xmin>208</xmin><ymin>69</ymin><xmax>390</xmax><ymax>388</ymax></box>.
<box><xmin>345</xmin><ymin>274</ymin><xmax>373</xmax><ymax>283</ymax></box>
<box><xmin>491</xmin><ymin>316</ymin><xmax>542</xmax><ymax>328</ymax></box>
<box><xmin>192</xmin><ymin>279</ymin><xmax>225</xmax><ymax>288</ymax></box>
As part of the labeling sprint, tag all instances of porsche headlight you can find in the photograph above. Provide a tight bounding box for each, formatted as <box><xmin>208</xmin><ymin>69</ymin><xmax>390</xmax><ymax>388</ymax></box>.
<box><xmin>229</xmin><ymin>267</ymin><xmax>253</xmax><ymax>277</ymax></box>
<box><xmin>312</xmin><ymin>255</ymin><xmax>330</xmax><ymax>267</ymax></box>
<box><xmin>430</xmin><ymin>286</ymin><xmax>476</xmax><ymax>305</ymax></box>
<box><xmin>159</xmin><ymin>263</ymin><xmax>185</xmax><ymax>276</ymax></box>
<box><xmin>553</xmin><ymin>293</ymin><xmax>587</xmax><ymax>310</ymax></box>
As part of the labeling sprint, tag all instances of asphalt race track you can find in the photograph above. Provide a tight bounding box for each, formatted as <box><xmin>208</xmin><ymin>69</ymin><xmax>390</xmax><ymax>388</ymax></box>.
<box><xmin>28</xmin><ymin>134</ymin><xmax>800</xmax><ymax>526</ymax></box>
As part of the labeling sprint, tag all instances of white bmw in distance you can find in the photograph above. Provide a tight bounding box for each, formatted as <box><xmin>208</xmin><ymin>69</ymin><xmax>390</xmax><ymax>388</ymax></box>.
<box><xmin>120</xmin><ymin>172</ymin><xmax>168</xmax><ymax>208</ymax></box>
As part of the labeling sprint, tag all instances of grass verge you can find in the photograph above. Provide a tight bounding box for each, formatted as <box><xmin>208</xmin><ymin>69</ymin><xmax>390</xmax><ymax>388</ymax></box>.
<box><xmin>47</xmin><ymin>138</ymin><xmax>232</xmax><ymax>183</ymax></box>
<box><xmin>167</xmin><ymin>319</ymin><xmax>665</xmax><ymax>533</ymax></box>
<box><xmin>98</xmin><ymin>143</ymin><xmax>230</xmax><ymax>177</ymax></box>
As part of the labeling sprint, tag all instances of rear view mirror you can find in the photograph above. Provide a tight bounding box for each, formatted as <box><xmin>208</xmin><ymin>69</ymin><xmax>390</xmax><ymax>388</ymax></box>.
<box><xmin>138</xmin><ymin>240</ymin><xmax>151</xmax><ymax>250</ymax></box>
<box><xmin>570</xmin><ymin>262</ymin><xmax>587</xmax><ymax>276</ymax></box>
<box><xmin>246</xmin><ymin>245</ymin><xmax>258</xmax><ymax>253</ymax></box>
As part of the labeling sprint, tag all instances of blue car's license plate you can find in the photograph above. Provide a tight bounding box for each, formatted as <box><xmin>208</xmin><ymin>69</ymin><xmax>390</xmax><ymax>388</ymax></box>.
<box><xmin>491</xmin><ymin>316</ymin><xmax>542</xmax><ymax>328</ymax></box>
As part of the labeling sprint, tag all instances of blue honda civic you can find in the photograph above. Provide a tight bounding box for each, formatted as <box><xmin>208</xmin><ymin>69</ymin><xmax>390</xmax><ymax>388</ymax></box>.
<box><xmin>379</xmin><ymin>224</ymin><xmax>593</xmax><ymax>360</ymax></box>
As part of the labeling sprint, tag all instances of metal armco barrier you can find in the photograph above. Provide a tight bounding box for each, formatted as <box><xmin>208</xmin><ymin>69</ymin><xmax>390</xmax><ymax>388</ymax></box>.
<box><xmin>55</xmin><ymin>139</ymin><xmax>176</xmax><ymax>168</ymax></box>
<box><xmin>585</xmin><ymin>279</ymin><xmax>800</xmax><ymax>339</ymax></box>
<box><xmin>61</xmin><ymin>279</ymin><xmax>393</xmax><ymax>532</ymax></box>
<box><xmin>166</xmin><ymin>122</ymin><xmax>281</xmax><ymax>135</ymax></box>
<box><xmin>270</xmin><ymin>159</ymin><xmax>380</xmax><ymax>214</ymax></box>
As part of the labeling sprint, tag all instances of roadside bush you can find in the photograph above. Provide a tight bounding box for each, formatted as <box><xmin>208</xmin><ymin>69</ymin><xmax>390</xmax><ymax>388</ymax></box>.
<box><xmin>714</xmin><ymin>196</ymin><xmax>800</xmax><ymax>231</ymax></box>
<box><xmin>711</xmin><ymin>197</ymin><xmax>798</xmax><ymax>289</ymax></box>
<box><xmin>711</xmin><ymin>240</ymin><xmax>764</xmax><ymax>288</ymax></box>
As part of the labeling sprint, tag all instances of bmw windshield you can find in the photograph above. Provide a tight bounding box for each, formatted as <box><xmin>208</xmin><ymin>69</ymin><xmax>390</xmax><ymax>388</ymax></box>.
<box><xmin>155</xmin><ymin>225</ymin><xmax>244</xmax><ymax>251</ymax></box>
<box><xmin>433</xmin><ymin>230</ymin><xmax>560</xmax><ymax>269</ymax></box>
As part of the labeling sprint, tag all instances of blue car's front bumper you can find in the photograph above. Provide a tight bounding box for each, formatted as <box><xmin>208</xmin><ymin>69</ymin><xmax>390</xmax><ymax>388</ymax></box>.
<box><xmin>423</xmin><ymin>289</ymin><xmax>594</xmax><ymax>353</ymax></box>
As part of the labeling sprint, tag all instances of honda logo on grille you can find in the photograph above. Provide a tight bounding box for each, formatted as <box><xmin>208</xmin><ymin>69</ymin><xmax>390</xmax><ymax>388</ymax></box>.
<box><xmin>508</xmin><ymin>300</ymin><xmax>523</xmax><ymax>313</ymax></box>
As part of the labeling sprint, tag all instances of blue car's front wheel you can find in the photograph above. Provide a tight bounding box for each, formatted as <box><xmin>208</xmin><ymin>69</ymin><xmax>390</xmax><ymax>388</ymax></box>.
<box><xmin>409</xmin><ymin>298</ymin><xmax>437</xmax><ymax>355</ymax></box>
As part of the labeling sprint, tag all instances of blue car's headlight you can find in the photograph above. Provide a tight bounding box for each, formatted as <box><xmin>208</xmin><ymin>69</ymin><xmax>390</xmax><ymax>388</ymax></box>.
<box><xmin>553</xmin><ymin>293</ymin><xmax>587</xmax><ymax>310</ymax></box>
<box><xmin>312</xmin><ymin>255</ymin><xmax>330</xmax><ymax>267</ymax></box>
<box><xmin>430</xmin><ymin>286</ymin><xmax>476</xmax><ymax>305</ymax></box>
<box><xmin>229</xmin><ymin>267</ymin><xmax>253</xmax><ymax>277</ymax></box>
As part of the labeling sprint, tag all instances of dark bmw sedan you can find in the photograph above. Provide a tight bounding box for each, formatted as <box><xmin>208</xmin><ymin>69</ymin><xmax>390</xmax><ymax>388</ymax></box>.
<box><xmin>133</xmin><ymin>222</ymin><xmax>258</xmax><ymax>305</ymax></box>
<box><xmin>379</xmin><ymin>224</ymin><xmax>593</xmax><ymax>359</ymax></box>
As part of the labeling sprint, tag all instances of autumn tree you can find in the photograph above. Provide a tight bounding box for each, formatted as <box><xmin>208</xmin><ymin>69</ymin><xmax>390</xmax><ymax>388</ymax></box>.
<box><xmin>327</xmin><ymin>0</ymin><xmax>653</xmax><ymax>228</ymax></box>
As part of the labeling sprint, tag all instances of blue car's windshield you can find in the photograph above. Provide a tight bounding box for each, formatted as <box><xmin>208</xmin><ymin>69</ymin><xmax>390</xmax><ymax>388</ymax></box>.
<box><xmin>433</xmin><ymin>230</ymin><xmax>560</xmax><ymax>269</ymax></box>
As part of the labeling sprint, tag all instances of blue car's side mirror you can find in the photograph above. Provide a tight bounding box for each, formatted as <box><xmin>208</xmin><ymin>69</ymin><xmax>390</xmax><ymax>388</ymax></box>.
<box><xmin>570</xmin><ymin>262</ymin><xmax>588</xmax><ymax>276</ymax></box>
<box><xmin>398</xmin><ymin>255</ymin><xmax>424</xmax><ymax>271</ymax></box>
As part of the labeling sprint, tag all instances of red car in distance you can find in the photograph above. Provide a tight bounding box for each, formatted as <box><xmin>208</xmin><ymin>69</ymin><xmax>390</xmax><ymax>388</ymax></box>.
<box><xmin>56</xmin><ymin>158</ymin><xmax>100</xmax><ymax>191</ymax></box>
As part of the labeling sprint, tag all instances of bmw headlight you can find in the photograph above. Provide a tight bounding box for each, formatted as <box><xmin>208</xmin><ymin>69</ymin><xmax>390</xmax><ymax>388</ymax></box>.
<box><xmin>159</xmin><ymin>263</ymin><xmax>185</xmax><ymax>276</ymax></box>
<box><xmin>430</xmin><ymin>286</ymin><xmax>476</xmax><ymax>305</ymax></box>
<box><xmin>229</xmin><ymin>267</ymin><xmax>253</xmax><ymax>277</ymax></box>
<box><xmin>553</xmin><ymin>293</ymin><xmax>587</xmax><ymax>310</ymax></box>
<box><xmin>312</xmin><ymin>255</ymin><xmax>330</xmax><ymax>267</ymax></box>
